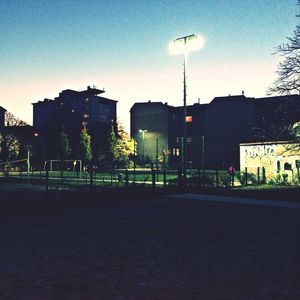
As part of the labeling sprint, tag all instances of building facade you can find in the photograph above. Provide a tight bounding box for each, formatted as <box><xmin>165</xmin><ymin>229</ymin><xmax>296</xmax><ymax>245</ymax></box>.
<box><xmin>240</xmin><ymin>141</ymin><xmax>300</xmax><ymax>182</ymax></box>
<box><xmin>32</xmin><ymin>86</ymin><xmax>117</xmax><ymax>164</ymax></box>
<box><xmin>130</xmin><ymin>94</ymin><xmax>300</xmax><ymax>170</ymax></box>
<box><xmin>130</xmin><ymin>101</ymin><xmax>181</xmax><ymax>166</ymax></box>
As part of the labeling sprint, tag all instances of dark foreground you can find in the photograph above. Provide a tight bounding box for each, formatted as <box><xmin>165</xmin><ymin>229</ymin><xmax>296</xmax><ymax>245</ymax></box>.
<box><xmin>0</xmin><ymin>190</ymin><xmax>299</xmax><ymax>300</ymax></box>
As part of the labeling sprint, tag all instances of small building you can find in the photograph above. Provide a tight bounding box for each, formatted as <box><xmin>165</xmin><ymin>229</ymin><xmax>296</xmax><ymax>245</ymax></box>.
<box><xmin>240</xmin><ymin>141</ymin><xmax>300</xmax><ymax>182</ymax></box>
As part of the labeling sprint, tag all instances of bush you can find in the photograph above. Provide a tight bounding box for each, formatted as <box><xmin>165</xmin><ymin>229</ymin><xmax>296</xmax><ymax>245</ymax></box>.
<box><xmin>239</xmin><ymin>172</ymin><xmax>257</xmax><ymax>185</ymax></box>
<box><xmin>219</xmin><ymin>174</ymin><xmax>232</xmax><ymax>187</ymax></box>
<box><xmin>187</xmin><ymin>172</ymin><xmax>216</xmax><ymax>187</ymax></box>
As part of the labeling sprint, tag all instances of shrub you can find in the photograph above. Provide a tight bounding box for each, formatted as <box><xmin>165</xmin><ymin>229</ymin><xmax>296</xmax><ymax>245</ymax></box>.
<box><xmin>239</xmin><ymin>172</ymin><xmax>257</xmax><ymax>185</ymax></box>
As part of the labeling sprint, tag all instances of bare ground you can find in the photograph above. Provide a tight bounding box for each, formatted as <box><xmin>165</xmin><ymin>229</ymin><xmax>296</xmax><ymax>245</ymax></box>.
<box><xmin>0</xmin><ymin>190</ymin><xmax>299</xmax><ymax>299</ymax></box>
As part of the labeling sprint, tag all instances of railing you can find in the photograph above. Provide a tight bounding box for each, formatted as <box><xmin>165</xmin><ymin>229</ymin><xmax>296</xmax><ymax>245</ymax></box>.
<box><xmin>0</xmin><ymin>168</ymin><xmax>242</xmax><ymax>191</ymax></box>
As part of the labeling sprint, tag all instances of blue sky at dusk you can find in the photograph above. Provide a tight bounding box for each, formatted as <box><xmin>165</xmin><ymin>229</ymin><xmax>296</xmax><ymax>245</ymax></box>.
<box><xmin>0</xmin><ymin>0</ymin><xmax>298</xmax><ymax>129</ymax></box>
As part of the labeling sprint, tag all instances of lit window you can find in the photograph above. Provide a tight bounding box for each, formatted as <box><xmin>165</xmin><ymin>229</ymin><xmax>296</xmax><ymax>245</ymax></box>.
<box><xmin>187</xmin><ymin>137</ymin><xmax>192</xmax><ymax>143</ymax></box>
<box><xmin>185</xmin><ymin>116</ymin><xmax>192</xmax><ymax>123</ymax></box>
<box><xmin>176</xmin><ymin>137</ymin><xmax>179</xmax><ymax>143</ymax></box>
<box><xmin>176</xmin><ymin>148</ymin><xmax>180</xmax><ymax>156</ymax></box>
<box><xmin>71</xmin><ymin>109</ymin><xmax>75</xmax><ymax>113</ymax></box>
<box><xmin>172</xmin><ymin>148</ymin><xmax>176</xmax><ymax>155</ymax></box>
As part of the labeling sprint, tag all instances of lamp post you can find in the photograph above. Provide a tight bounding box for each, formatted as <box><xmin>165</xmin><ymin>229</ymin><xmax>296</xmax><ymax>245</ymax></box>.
<box><xmin>139</xmin><ymin>129</ymin><xmax>147</xmax><ymax>166</ymax></box>
<box><xmin>169</xmin><ymin>34</ymin><xmax>204</xmax><ymax>184</ymax></box>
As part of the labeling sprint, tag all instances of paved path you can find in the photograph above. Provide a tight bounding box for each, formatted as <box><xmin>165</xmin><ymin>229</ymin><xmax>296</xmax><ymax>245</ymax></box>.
<box><xmin>167</xmin><ymin>193</ymin><xmax>300</xmax><ymax>209</ymax></box>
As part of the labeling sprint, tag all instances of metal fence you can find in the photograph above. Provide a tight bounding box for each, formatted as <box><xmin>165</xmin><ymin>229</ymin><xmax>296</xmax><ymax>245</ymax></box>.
<box><xmin>0</xmin><ymin>167</ymin><xmax>243</xmax><ymax>191</ymax></box>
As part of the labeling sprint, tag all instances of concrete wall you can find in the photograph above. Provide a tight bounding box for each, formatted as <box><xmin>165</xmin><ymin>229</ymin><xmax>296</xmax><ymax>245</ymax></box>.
<box><xmin>240</xmin><ymin>141</ymin><xmax>300</xmax><ymax>181</ymax></box>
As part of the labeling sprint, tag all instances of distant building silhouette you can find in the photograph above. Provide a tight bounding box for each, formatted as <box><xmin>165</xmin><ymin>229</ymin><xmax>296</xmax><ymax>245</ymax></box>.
<box><xmin>32</xmin><ymin>86</ymin><xmax>117</xmax><ymax>165</ymax></box>
<box><xmin>130</xmin><ymin>94</ymin><xmax>300</xmax><ymax>169</ymax></box>
<box><xmin>0</xmin><ymin>106</ymin><xmax>6</xmax><ymax>128</ymax></box>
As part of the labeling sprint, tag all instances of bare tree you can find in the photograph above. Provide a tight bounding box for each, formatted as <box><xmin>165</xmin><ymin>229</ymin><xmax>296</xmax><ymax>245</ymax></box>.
<box><xmin>5</xmin><ymin>111</ymin><xmax>28</xmax><ymax>126</ymax></box>
<box><xmin>267</xmin><ymin>3</ymin><xmax>300</xmax><ymax>143</ymax></box>
<box><xmin>269</xmin><ymin>1</ymin><xmax>300</xmax><ymax>95</ymax></box>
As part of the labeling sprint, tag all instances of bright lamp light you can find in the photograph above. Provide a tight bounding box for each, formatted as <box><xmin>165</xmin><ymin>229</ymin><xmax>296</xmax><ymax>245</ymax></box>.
<box><xmin>168</xmin><ymin>34</ymin><xmax>205</xmax><ymax>55</ymax></box>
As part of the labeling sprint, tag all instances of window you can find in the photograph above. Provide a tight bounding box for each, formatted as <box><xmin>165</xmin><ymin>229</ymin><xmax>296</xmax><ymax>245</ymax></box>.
<box><xmin>185</xmin><ymin>116</ymin><xmax>192</xmax><ymax>123</ymax></box>
<box><xmin>284</xmin><ymin>162</ymin><xmax>292</xmax><ymax>170</ymax></box>
<box><xmin>176</xmin><ymin>148</ymin><xmax>180</xmax><ymax>156</ymax></box>
<box><xmin>187</xmin><ymin>137</ymin><xmax>192</xmax><ymax>143</ymax></box>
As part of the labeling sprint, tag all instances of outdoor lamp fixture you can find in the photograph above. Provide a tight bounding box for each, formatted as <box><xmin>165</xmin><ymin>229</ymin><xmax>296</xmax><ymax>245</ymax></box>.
<box><xmin>169</xmin><ymin>34</ymin><xmax>204</xmax><ymax>184</ymax></box>
<box><xmin>139</xmin><ymin>129</ymin><xmax>147</xmax><ymax>165</ymax></box>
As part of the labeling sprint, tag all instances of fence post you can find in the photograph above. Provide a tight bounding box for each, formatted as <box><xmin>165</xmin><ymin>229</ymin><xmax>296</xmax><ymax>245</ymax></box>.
<box><xmin>257</xmin><ymin>167</ymin><xmax>260</xmax><ymax>184</ymax></box>
<box><xmin>262</xmin><ymin>167</ymin><xmax>266</xmax><ymax>184</ymax></box>
<box><xmin>178</xmin><ymin>167</ymin><xmax>182</xmax><ymax>189</ymax></box>
<box><xmin>163</xmin><ymin>169</ymin><xmax>166</xmax><ymax>190</ymax></box>
<box><xmin>61</xmin><ymin>169</ymin><xmax>64</xmax><ymax>185</ymax></box>
<box><xmin>245</xmin><ymin>167</ymin><xmax>248</xmax><ymax>185</ymax></box>
<box><xmin>198</xmin><ymin>168</ymin><xmax>201</xmax><ymax>187</ymax></box>
<box><xmin>231</xmin><ymin>173</ymin><xmax>234</xmax><ymax>187</ymax></box>
<box><xmin>152</xmin><ymin>168</ymin><xmax>156</xmax><ymax>190</ymax></box>
<box><xmin>90</xmin><ymin>170</ymin><xmax>94</xmax><ymax>190</ymax></box>
<box><xmin>45</xmin><ymin>169</ymin><xmax>49</xmax><ymax>191</ymax></box>
<box><xmin>216</xmin><ymin>169</ymin><xmax>219</xmax><ymax>187</ymax></box>
<box><xmin>125</xmin><ymin>169</ymin><xmax>129</xmax><ymax>187</ymax></box>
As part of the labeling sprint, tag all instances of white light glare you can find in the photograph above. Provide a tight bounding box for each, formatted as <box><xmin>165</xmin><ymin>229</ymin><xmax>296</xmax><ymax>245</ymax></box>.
<box><xmin>169</xmin><ymin>34</ymin><xmax>205</xmax><ymax>55</ymax></box>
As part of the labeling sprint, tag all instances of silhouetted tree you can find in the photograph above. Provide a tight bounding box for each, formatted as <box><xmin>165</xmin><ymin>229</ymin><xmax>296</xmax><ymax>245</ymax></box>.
<box><xmin>59</xmin><ymin>127</ymin><xmax>71</xmax><ymax>160</ymax></box>
<box><xmin>269</xmin><ymin>4</ymin><xmax>300</xmax><ymax>95</ymax></box>
<box><xmin>79</xmin><ymin>127</ymin><xmax>92</xmax><ymax>167</ymax></box>
<box><xmin>0</xmin><ymin>133</ymin><xmax>20</xmax><ymax>162</ymax></box>
<box><xmin>268</xmin><ymin>3</ymin><xmax>300</xmax><ymax>142</ymax></box>
<box><xmin>108</xmin><ymin>123</ymin><xmax>118</xmax><ymax>168</ymax></box>
<box><xmin>5</xmin><ymin>111</ymin><xmax>28</xmax><ymax>126</ymax></box>
<box><xmin>0</xmin><ymin>112</ymin><xmax>28</xmax><ymax>161</ymax></box>
<box><xmin>115</xmin><ymin>122</ymin><xmax>135</xmax><ymax>168</ymax></box>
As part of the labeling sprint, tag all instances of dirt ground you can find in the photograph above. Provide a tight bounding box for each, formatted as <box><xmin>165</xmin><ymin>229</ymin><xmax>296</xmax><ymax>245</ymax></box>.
<box><xmin>0</xmin><ymin>190</ymin><xmax>299</xmax><ymax>299</ymax></box>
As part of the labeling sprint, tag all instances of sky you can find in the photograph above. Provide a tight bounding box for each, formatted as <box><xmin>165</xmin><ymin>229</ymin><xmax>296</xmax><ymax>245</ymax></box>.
<box><xmin>0</xmin><ymin>0</ymin><xmax>299</xmax><ymax>130</ymax></box>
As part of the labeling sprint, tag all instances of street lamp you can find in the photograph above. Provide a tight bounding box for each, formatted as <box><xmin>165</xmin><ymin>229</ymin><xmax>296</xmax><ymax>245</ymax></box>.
<box><xmin>169</xmin><ymin>34</ymin><xmax>204</xmax><ymax>184</ymax></box>
<box><xmin>139</xmin><ymin>129</ymin><xmax>147</xmax><ymax>166</ymax></box>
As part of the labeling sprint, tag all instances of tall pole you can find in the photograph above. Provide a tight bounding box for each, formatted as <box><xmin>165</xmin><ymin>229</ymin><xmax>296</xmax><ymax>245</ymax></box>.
<box><xmin>133</xmin><ymin>139</ymin><xmax>136</xmax><ymax>182</ymax></box>
<box><xmin>142</xmin><ymin>131</ymin><xmax>145</xmax><ymax>165</ymax></box>
<box><xmin>170</xmin><ymin>33</ymin><xmax>203</xmax><ymax>186</ymax></box>
<box><xmin>27</xmin><ymin>149</ymin><xmax>30</xmax><ymax>183</ymax></box>
<box><xmin>183</xmin><ymin>49</ymin><xmax>187</xmax><ymax>184</ymax></box>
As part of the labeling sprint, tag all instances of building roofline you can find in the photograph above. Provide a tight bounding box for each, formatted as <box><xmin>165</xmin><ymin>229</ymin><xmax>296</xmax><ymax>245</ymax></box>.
<box><xmin>240</xmin><ymin>140</ymin><xmax>300</xmax><ymax>146</ymax></box>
